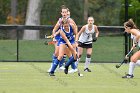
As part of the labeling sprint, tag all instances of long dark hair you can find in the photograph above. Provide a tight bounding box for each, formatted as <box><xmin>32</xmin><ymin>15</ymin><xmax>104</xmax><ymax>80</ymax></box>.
<box><xmin>124</xmin><ymin>19</ymin><xmax>137</xmax><ymax>29</ymax></box>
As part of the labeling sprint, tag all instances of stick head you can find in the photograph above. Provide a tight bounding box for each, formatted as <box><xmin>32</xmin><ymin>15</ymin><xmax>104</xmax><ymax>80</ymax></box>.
<box><xmin>44</xmin><ymin>41</ymin><xmax>48</xmax><ymax>45</ymax></box>
<box><xmin>45</xmin><ymin>34</ymin><xmax>53</xmax><ymax>39</ymax></box>
<box><xmin>115</xmin><ymin>64</ymin><xmax>120</xmax><ymax>68</ymax></box>
<box><xmin>78</xmin><ymin>73</ymin><xmax>83</xmax><ymax>77</ymax></box>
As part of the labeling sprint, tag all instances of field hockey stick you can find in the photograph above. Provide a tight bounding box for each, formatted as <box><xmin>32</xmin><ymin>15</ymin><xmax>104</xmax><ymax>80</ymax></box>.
<box><xmin>76</xmin><ymin>59</ymin><xmax>83</xmax><ymax>77</ymax></box>
<box><xmin>45</xmin><ymin>34</ymin><xmax>53</xmax><ymax>39</ymax></box>
<box><xmin>74</xmin><ymin>47</ymin><xmax>83</xmax><ymax>77</ymax></box>
<box><xmin>115</xmin><ymin>48</ymin><xmax>134</xmax><ymax>68</ymax></box>
<box><xmin>44</xmin><ymin>34</ymin><xmax>56</xmax><ymax>45</ymax></box>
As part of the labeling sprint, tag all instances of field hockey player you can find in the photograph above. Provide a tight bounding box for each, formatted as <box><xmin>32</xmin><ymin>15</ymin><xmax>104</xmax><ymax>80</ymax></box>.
<box><xmin>122</xmin><ymin>19</ymin><xmax>140</xmax><ymax>78</ymax></box>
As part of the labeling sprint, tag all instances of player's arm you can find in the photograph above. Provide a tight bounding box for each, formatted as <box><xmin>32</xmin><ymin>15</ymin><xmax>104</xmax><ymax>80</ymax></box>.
<box><xmin>69</xmin><ymin>18</ymin><xmax>78</xmax><ymax>33</ymax></box>
<box><xmin>76</xmin><ymin>25</ymin><xmax>86</xmax><ymax>41</ymax></box>
<box><xmin>52</xmin><ymin>21</ymin><xmax>60</xmax><ymax>37</ymax></box>
<box><xmin>91</xmin><ymin>25</ymin><xmax>100</xmax><ymax>42</ymax></box>
<box><xmin>135</xmin><ymin>35</ymin><xmax>140</xmax><ymax>43</ymax></box>
<box><xmin>94</xmin><ymin>25</ymin><xmax>99</xmax><ymax>38</ymax></box>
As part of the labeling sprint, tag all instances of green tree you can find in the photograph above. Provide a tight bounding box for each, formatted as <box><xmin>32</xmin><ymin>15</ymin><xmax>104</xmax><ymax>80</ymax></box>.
<box><xmin>41</xmin><ymin>0</ymin><xmax>122</xmax><ymax>26</ymax></box>
<box><xmin>88</xmin><ymin>0</ymin><xmax>122</xmax><ymax>25</ymax></box>
<box><xmin>129</xmin><ymin>0</ymin><xmax>140</xmax><ymax>27</ymax></box>
<box><xmin>120</xmin><ymin>0</ymin><xmax>140</xmax><ymax>27</ymax></box>
<box><xmin>40</xmin><ymin>0</ymin><xmax>84</xmax><ymax>25</ymax></box>
<box><xmin>0</xmin><ymin>0</ymin><xmax>10</xmax><ymax>24</ymax></box>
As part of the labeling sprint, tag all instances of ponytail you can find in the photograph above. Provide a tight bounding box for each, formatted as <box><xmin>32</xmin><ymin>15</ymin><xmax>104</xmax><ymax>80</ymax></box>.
<box><xmin>124</xmin><ymin>19</ymin><xmax>137</xmax><ymax>29</ymax></box>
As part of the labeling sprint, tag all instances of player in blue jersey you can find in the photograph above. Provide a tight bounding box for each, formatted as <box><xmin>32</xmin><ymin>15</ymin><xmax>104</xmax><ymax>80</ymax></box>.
<box><xmin>49</xmin><ymin>19</ymin><xmax>78</xmax><ymax>76</ymax></box>
<box><xmin>47</xmin><ymin>5</ymin><xmax>77</xmax><ymax>73</ymax></box>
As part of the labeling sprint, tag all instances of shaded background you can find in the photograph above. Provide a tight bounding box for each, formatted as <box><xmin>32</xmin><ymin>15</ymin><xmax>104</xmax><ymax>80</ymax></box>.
<box><xmin>0</xmin><ymin>0</ymin><xmax>140</xmax><ymax>62</ymax></box>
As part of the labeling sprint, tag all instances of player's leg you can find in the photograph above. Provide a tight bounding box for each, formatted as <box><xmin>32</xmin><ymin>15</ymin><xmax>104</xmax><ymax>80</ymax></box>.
<box><xmin>49</xmin><ymin>44</ymin><xmax>66</xmax><ymax>76</ymax></box>
<box><xmin>84</xmin><ymin>48</ymin><xmax>92</xmax><ymax>72</ymax></box>
<box><xmin>47</xmin><ymin>42</ymin><xmax>59</xmax><ymax>72</ymax></box>
<box><xmin>68</xmin><ymin>43</ymin><xmax>78</xmax><ymax>73</ymax></box>
<box><xmin>64</xmin><ymin>44</ymin><xmax>77</xmax><ymax>74</ymax></box>
<box><xmin>136</xmin><ymin>60</ymin><xmax>140</xmax><ymax>66</ymax></box>
<box><xmin>58</xmin><ymin>47</ymin><xmax>70</xmax><ymax>71</ymax></box>
<box><xmin>59</xmin><ymin>54</ymin><xmax>66</xmax><ymax>71</ymax></box>
<box><xmin>64</xmin><ymin>55</ymin><xmax>76</xmax><ymax>74</ymax></box>
<box><xmin>63</xmin><ymin>47</ymin><xmax>77</xmax><ymax>73</ymax></box>
<box><xmin>122</xmin><ymin>50</ymin><xmax>140</xmax><ymax>78</ymax></box>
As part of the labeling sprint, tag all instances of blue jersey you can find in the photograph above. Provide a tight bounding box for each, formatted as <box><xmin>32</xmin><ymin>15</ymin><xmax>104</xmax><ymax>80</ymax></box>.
<box><xmin>54</xmin><ymin>17</ymin><xmax>70</xmax><ymax>41</ymax></box>
<box><xmin>58</xmin><ymin>25</ymin><xmax>75</xmax><ymax>46</ymax></box>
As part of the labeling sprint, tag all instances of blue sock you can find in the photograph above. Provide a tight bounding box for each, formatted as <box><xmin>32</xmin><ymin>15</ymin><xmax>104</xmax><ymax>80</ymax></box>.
<box><xmin>71</xmin><ymin>62</ymin><xmax>76</xmax><ymax>69</ymax></box>
<box><xmin>65</xmin><ymin>56</ymin><xmax>75</xmax><ymax>68</ymax></box>
<box><xmin>59</xmin><ymin>58</ymin><xmax>64</xmax><ymax>67</ymax></box>
<box><xmin>52</xmin><ymin>54</ymin><xmax>57</xmax><ymax>63</ymax></box>
<box><xmin>59</xmin><ymin>55</ymin><xmax>66</xmax><ymax>67</ymax></box>
<box><xmin>50</xmin><ymin>59</ymin><xmax>59</xmax><ymax>73</ymax></box>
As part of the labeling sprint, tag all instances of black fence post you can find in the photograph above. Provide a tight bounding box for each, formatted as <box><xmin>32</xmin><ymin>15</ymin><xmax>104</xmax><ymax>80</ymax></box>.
<box><xmin>16</xmin><ymin>26</ymin><xmax>19</xmax><ymax>62</ymax></box>
<box><xmin>124</xmin><ymin>0</ymin><xmax>129</xmax><ymax>56</ymax></box>
<box><xmin>16</xmin><ymin>25</ymin><xmax>24</xmax><ymax>62</ymax></box>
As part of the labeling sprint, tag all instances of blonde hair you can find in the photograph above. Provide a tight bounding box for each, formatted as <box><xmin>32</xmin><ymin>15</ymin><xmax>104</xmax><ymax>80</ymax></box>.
<box><xmin>88</xmin><ymin>16</ymin><xmax>94</xmax><ymax>23</ymax></box>
<box><xmin>62</xmin><ymin>18</ymin><xmax>68</xmax><ymax>25</ymax></box>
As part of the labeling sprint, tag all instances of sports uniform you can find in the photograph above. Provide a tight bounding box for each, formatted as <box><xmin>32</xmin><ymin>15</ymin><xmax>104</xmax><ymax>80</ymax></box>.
<box><xmin>131</xmin><ymin>33</ymin><xmax>140</xmax><ymax>47</ymax></box>
<box><xmin>122</xmin><ymin>19</ymin><xmax>140</xmax><ymax>78</ymax></box>
<box><xmin>78</xmin><ymin>24</ymin><xmax>95</xmax><ymax>48</ymax></box>
<box><xmin>57</xmin><ymin>25</ymin><xmax>75</xmax><ymax>46</ymax></box>
<box><xmin>76</xmin><ymin>17</ymin><xmax>99</xmax><ymax>72</ymax></box>
<box><xmin>49</xmin><ymin>24</ymin><xmax>77</xmax><ymax>76</ymax></box>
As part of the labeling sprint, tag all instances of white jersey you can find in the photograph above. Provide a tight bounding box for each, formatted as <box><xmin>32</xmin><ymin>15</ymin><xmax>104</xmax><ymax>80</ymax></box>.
<box><xmin>78</xmin><ymin>25</ymin><xmax>95</xmax><ymax>44</ymax></box>
<box><xmin>131</xmin><ymin>33</ymin><xmax>140</xmax><ymax>47</ymax></box>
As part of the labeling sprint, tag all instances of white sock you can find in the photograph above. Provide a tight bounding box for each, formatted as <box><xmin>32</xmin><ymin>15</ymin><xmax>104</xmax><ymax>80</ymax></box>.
<box><xmin>136</xmin><ymin>60</ymin><xmax>140</xmax><ymax>66</ymax></box>
<box><xmin>84</xmin><ymin>57</ymin><xmax>91</xmax><ymax>69</ymax></box>
<box><xmin>75</xmin><ymin>58</ymin><xmax>80</xmax><ymax>67</ymax></box>
<box><xmin>48</xmin><ymin>63</ymin><xmax>53</xmax><ymax>72</ymax></box>
<box><xmin>128</xmin><ymin>62</ymin><xmax>136</xmax><ymax>75</ymax></box>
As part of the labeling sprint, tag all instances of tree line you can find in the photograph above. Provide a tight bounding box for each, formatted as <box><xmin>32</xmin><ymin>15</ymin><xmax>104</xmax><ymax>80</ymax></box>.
<box><xmin>0</xmin><ymin>0</ymin><xmax>140</xmax><ymax>39</ymax></box>
<box><xmin>0</xmin><ymin>0</ymin><xmax>140</xmax><ymax>26</ymax></box>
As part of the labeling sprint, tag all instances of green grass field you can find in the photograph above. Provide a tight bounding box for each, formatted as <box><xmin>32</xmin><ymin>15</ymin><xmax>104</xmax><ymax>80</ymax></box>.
<box><xmin>0</xmin><ymin>62</ymin><xmax>140</xmax><ymax>93</ymax></box>
<box><xmin>0</xmin><ymin>36</ymin><xmax>124</xmax><ymax>62</ymax></box>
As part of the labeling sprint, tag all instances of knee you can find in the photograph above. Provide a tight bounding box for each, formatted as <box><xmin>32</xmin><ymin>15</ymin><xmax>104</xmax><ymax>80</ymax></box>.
<box><xmin>86</xmin><ymin>54</ymin><xmax>91</xmax><ymax>58</ymax></box>
<box><xmin>130</xmin><ymin>56</ymin><xmax>137</xmax><ymax>63</ymax></box>
<box><xmin>79</xmin><ymin>55</ymin><xmax>82</xmax><ymax>58</ymax></box>
<box><xmin>54</xmin><ymin>52</ymin><xmax>58</xmax><ymax>57</ymax></box>
<box><xmin>57</xmin><ymin>56</ymin><xmax>63</xmax><ymax>61</ymax></box>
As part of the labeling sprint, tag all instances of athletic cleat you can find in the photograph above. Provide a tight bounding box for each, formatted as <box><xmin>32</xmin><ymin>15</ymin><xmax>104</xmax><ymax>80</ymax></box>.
<box><xmin>68</xmin><ymin>69</ymin><xmax>78</xmax><ymax>73</ymax></box>
<box><xmin>49</xmin><ymin>72</ymin><xmax>55</xmax><ymax>76</ymax></box>
<box><xmin>47</xmin><ymin>68</ymin><xmax>56</xmax><ymax>73</ymax></box>
<box><xmin>64</xmin><ymin>67</ymin><xmax>68</xmax><ymax>74</ymax></box>
<box><xmin>122</xmin><ymin>74</ymin><xmax>134</xmax><ymax>78</ymax></box>
<box><xmin>84</xmin><ymin>68</ymin><xmax>91</xmax><ymax>72</ymax></box>
<box><xmin>59</xmin><ymin>66</ymin><xmax>65</xmax><ymax>71</ymax></box>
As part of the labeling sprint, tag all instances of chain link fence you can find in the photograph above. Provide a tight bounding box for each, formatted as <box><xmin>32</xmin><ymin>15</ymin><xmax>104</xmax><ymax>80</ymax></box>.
<box><xmin>0</xmin><ymin>25</ymin><xmax>124</xmax><ymax>63</ymax></box>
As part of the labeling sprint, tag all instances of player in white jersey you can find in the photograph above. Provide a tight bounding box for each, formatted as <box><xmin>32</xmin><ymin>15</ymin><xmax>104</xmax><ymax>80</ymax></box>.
<box><xmin>75</xmin><ymin>17</ymin><xmax>99</xmax><ymax>72</ymax></box>
<box><xmin>122</xmin><ymin>19</ymin><xmax>140</xmax><ymax>78</ymax></box>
